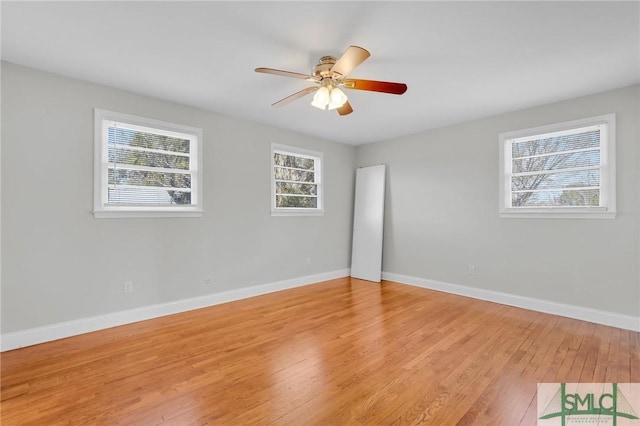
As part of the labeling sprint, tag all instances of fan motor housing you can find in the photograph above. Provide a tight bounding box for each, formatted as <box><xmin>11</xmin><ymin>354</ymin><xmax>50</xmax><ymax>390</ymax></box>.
<box><xmin>313</xmin><ymin>56</ymin><xmax>337</xmax><ymax>78</ymax></box>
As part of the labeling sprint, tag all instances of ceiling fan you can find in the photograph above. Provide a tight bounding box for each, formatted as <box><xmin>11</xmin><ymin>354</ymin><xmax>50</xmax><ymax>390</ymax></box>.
<box><xmin>255</xmin><ymin>46</ymin><xmax>407</xmax><ymax>116</ymax></box>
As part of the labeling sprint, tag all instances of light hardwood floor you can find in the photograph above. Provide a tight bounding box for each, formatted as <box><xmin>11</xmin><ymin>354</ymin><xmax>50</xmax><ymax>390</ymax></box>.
<box><xmin>1</xmin><ymin>278</ymin><xmax>638</xmax><ymax>425</ymax></box>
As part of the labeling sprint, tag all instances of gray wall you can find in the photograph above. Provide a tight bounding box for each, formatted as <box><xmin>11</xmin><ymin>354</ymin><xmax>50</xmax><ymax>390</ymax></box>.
<box><xmin>3</xmin><ymin>61</ymin><xmax>638</xmax><ymax>336</ymax></box>
<box><xmin>357</xmin><ymin>84</ymin><xmax>640</xmax><ymax>317</ymax></box>
<box><xmin>1</xmin><ymin>62</ymin><xmax>357</xmax><ymax>333</ymax></box>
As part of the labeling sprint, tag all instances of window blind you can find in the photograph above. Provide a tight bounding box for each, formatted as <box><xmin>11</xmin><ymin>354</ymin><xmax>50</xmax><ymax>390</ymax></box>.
<box><xmin>273</xmin><ymin>151</ymin><xmax>319</xmax><ymax>208</ymax></box>
<box><xmin>106</xmin><ymin>122</ymin><xmax>194</xmax><ymax>206</ymax></box>
<box><xmin>509</xmin><ymin>125</ymin><xmax>604</xmax><ymax>208</ymax></box>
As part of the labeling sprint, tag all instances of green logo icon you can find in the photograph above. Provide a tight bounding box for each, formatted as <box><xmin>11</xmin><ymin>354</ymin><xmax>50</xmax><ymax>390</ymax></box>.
<box><xmin>539</xmin><ymin>383</ymin><xmax>639</xmax><ymax>426</ymax></box>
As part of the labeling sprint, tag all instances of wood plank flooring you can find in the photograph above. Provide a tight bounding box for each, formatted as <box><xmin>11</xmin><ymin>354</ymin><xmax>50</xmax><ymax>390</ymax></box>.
<box><xmin>1</xmin><ymin>278</ymin><xmax>638</xmax><ymax>425</ymax></box>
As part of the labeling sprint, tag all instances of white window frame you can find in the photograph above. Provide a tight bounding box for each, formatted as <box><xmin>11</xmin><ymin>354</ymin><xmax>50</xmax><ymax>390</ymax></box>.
<box><xmin>93</xmin><ymin>109</ymin><xmax>203</xmax><ymax>218</ymax></box>
<box><xmin>499</xmin><ymin>114</ymin><xmax>616</xmax><ymax>219</ymax></box>
<box><xmin>271</xmin><ymin>143</ymin><xmax>324</xmax><ymax>216</ymax></box>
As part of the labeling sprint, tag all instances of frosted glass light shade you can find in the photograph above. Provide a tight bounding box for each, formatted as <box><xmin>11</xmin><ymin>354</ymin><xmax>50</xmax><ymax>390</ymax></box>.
<box><xmin>311</xmin><ymin>87</ymin><xmax>330</xmax><ymax>109</ymax></box>
<box><xmin>327</xmin><ymin>87</ymin><xmax>348</xmax><ymax>110</ymax></box>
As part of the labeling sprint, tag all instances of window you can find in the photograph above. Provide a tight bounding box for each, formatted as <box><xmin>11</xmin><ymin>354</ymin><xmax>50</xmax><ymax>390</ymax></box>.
<box><xmin>499</xmin><ymin>114</ymin><xmax>615</xmax><ymax>219</ymax></box>
<box><xmin>271</xmin><ymin>144</ymin><xmax>323</xmax><ymax>216</ymax></box>
<box><xmin>94</xmin><ymin>109</ymin><xmax>203</xmax><ymax>218</ymax></box>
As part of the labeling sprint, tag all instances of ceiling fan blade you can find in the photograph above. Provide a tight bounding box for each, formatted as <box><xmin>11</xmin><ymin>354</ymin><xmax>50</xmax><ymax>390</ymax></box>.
<box><xmin>255</xmin><ymin>67</ymin><xmax>313</xmax><ymax>80</ymax></box>
<box><xmin>330</xmin><ymin>46</ymin><xmax>371</xmax><ymax>78</ymax></box>
<box><xmin>337</xmin><ymin>101</ymin><xmax>353</xmax><ymax>116</ymax></box>
<box><xmin>272</xmin><ymin>86</ymin><xmax>319</xmax><ymax>107</ymax></box>
<box><xmin>342</xmin><ymin>79</ymin><xmax>407</xmax><ymax>95</ymax></box>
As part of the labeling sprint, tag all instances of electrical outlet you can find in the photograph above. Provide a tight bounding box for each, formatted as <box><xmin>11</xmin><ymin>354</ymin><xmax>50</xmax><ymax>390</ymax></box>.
<box><xmin>124</xmin><ymin>281</ymin><xmax>134</xmax><ymax>293</ymax></box>
<box><xmin>468</xmin><ymin>265</ymin><xmax>476</xmax><ymax>276</ymax></box>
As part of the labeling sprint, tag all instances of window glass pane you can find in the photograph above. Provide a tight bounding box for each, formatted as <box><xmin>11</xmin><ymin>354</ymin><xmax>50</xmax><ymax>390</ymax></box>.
<box><xmin>108</xmin><ymin>147</ymin><xmax>190</xmax><ymax>170</ymax></box>
<box><xmin>512</xmin><ymin>150</ymin><xmax>600</xmax><ymax>173</ymax></box>
<box><xmin>512</xmin><ymin>189</ymin><xmax>599</xmax><ymax>207</ymax></box>
<box><xmin>109</xmin><ymin>127</ymin><xmax>190</xmax><ymax>154</ymax></box>
<box><xmin>275</xmin><ymin>182</ymin><xmax>317</xmax><ymax>196</ymax></box>
<box><xmin>109</xmin><ymin>169</ymin><xmax>191</xmax><ymax>189</ymax></box>
<box><xmin>106</xmin><ymin>124</ymin><xmax>194</xmax><ymax>207</ymax></box>
<box><xmin>271</xmin><ymin>145</ymin><xmax>322</xmax><ymax>213</ymax></box>
<box><xmin>274</xmin><ymin>167</ymin><xmax>315</xmax><ymax>182</ymax></box>
<box><xmin>276</xmin><ymin>195</ymin><xmax>318</xmax><ymax>208</ymax></box>
<box><xmin>108</xmin><ymin>187</ymin><xmax>191</xmax><ymax>205</ymax></box>
<box><xmin>512</xmin><ymin>129</ymin><xmax>600</xmax><ymax>159</ymax></box>
<box><xmin>274</xmin><ymin>153</ymin><xmax>315</xmax><ymax>170</ymax></box>
<box><xmin>511</xmin><ymin>169</ymin><xmax>599</xmax><ymax>192</ymax></box>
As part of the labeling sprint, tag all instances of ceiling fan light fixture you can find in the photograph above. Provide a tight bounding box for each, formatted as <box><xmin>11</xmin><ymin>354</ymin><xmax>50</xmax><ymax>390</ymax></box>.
<box><xmin>257</xmin><ymin>45</ymin><xmax>406</xmax><ymax>116</ymax></box>
<box><xmin>311</xmin><ymin>85</ymin><xmax>348</xmax><ymax>110</ymax></box>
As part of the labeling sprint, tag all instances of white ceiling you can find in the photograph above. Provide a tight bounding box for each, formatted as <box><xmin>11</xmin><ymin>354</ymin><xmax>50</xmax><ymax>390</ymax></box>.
<box><xmin>2</xmin><ymin>1</ymin><xmax>639</xmax><ymax>145</ymax></box>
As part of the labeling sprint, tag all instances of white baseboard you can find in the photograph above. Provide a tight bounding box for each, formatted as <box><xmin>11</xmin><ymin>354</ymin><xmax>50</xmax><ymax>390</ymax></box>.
<box><xmin>382</xmin><ymin>272</ymin><xmax>640</xmax><ymax>332</ymax></box>
<box><xmin>0</xmin><ymin>269</ymin><xmax>350</xmax><ymax>352</ymax></box>
<box><xmin>4</xmin><ymin>268</ymin><xmax>636</xmax><ymax>352</ymax></box>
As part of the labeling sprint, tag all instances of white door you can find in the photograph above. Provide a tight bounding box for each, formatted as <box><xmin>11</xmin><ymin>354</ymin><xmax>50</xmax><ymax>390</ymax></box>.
<box><xmin>351</xmin><ymin>164</ymin><xmax>386</xmax><ymax>282</ymax></box>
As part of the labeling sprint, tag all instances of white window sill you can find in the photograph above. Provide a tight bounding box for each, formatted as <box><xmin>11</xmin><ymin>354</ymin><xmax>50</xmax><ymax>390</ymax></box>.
<box><xmin>271</xmin><ymin>209</ymin><xmax>324</xmax><ymax>217</ymax></box>
<box><xmin>94</xmin><ymin>209</ymin><xmax>203</xmax><ymax>219</ymax></box>
<box><xmin>499</xmin><ymin>208</ymin><xmax>616</xmax><ymax>219</ymax></box>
